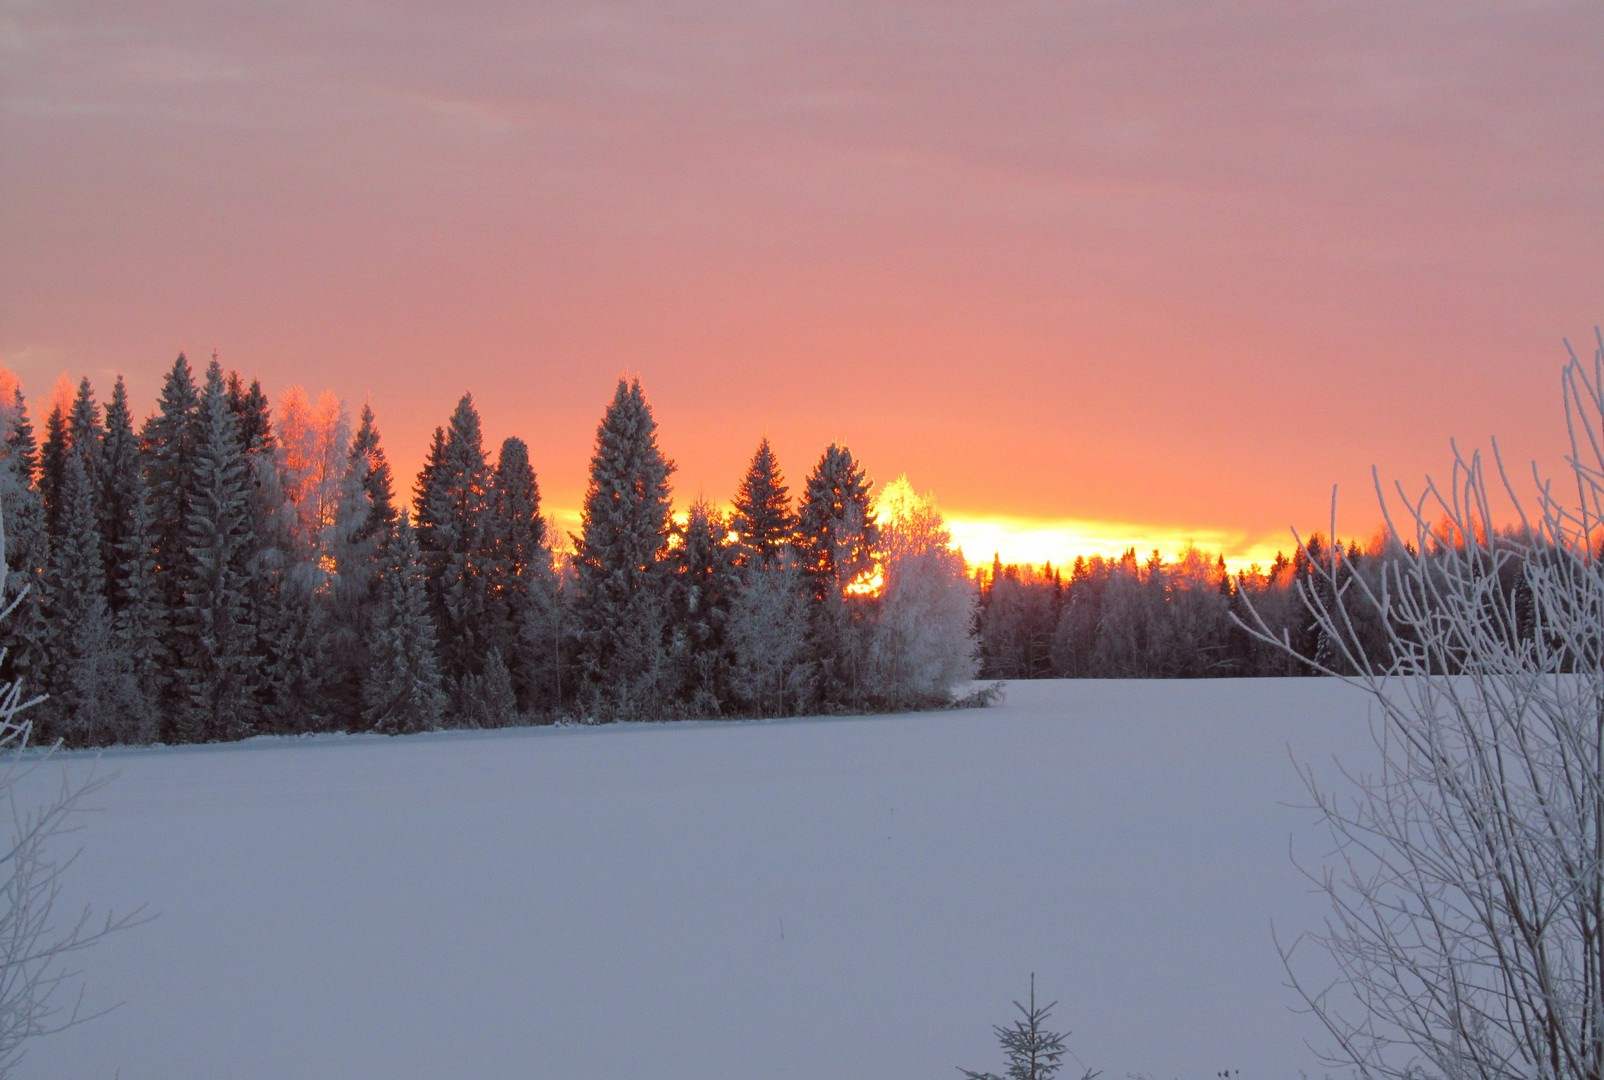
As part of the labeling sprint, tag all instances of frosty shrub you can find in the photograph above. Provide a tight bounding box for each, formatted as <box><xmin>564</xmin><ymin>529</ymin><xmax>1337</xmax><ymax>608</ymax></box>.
<box><xmin>0</xmin><ymin>506</ymin><xmax>140</xmax><ymax>1075</ymax></box>
<box><xmin>868</xmin><ymin>476</ymin><xmax>979</xmax><ymax>708</ymax></box>
<box><xmin>1240</xmin><ymin>333</ymin><xmax>1604</xmax><ymax>1080</ymax></box>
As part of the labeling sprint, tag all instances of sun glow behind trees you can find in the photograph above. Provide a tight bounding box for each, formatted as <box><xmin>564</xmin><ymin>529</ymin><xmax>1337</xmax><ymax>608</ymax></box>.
<box><xmin>557</xmin><ymin>503</ymin><xmax>1291</xmax><ymax>582</ymax></box>
<box><xmin>943</xmin><ymin>513</ymin><xmax>1288</xmax><ymax>576</ymax></box>
<box><xmin>11</xmin><ymin>356</ymin><xmax>1300</xmax><ymax>586</ymax></box>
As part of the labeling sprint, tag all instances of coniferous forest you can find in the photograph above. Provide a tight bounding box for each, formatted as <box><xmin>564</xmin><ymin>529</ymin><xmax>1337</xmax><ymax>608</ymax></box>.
<box><xmin>1</xmin><ymin>354</ymin><xmax>984</xmax><ymax>746</ymax></box>
<box><xmin>0</xmin><ymin>351</ymin><xmax>1449</xmax><ymax>748</ymax></box>
<box><xmin>974</xmin><ymin>534</ymin><xmax>1392</xmax><ymax>681</ymax></box>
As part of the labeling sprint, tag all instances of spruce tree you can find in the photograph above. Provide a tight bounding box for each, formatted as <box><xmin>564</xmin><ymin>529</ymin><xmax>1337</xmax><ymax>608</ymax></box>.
<box><xmin>142</xmin><ymin>354</ymin><xmax>202</xmax><ymax>566</ymax></box>
<box><xmin>669</xmin><ymin>497</ymin><xmax>735</xmax><ymax>714</ymax></box>
<box><xmin>40</xmin><ymin>451</ymin><xmax>133</xmax><ymax>746</ymax></box>
<box><xmin>66</xmin><ymin>378</ymin><xmax>104</xmax><ymax>496</ymax></box>
<box><xmin>37</xmin><ymin>404</ymin><xmax>68</xmax><ymax>543</ymax></box>
<box><xmin>2</xmin><ymin>388</ymin><xmax>37</xmax><ymax>481</ymax></box>
<box><xmin>413</xmin><ymin>395</ymin><xmax>494</xmax><ymax>698</ymax></box>
<box><xmin>224</xmin><ymin>370</ymin><xmax>274</xmax><ymax>454</ymax></box>
<box><xmin>247</xmin><ymin>382</ymin><xmax>330</xmax><ymax>736</ymax></box>
<box><xmin>515</xmin><ymin>558</ymin><xmax>568</xmax><ymax>721</ymax></box>
<box><xmin>323</xmin><ymin>403</ymin><xmax>399</xmax><ymax>726</ymax></box>
<box><xmin>731</xmin><ymin>437</ymin><xmax>794</xmax><ymax>569</ymax></box>
<box><xmin>142</xmin><ymin>353</ymin><xmax>201</xmax><ymax>708</ymax></box>
<box><xmin>573</xmin><ymin>377</ymin><xmax>675</xmax><ymax>719</ymax></box>
<box><xmin>347</xmin><ymin>403</ymin><xmax>397</xmax><ymax>541</ymax></box>
<box><xmin>230</xmin><ymin>375</ymin><xmax>275</xmax><ymax>457</ymax></box>
<box><xmin>364</xmin><ymin>514</ymin><xmax>447</xmax><ymax>735</ymax></box>
<box><xmin>795</xmin><ymin>443</ymin><xmax>879</xmax><ymax>709</ymax></box>
<box><xmin>0</xmin><ymin>388</ymin><xmax>48</xmax><ymax>704</ymax></box>
<box><xmin>726</xmin><ymin>548</ymin><xmax>811</xmax><ymax>716</ymax></box>
<box><xmin>171</xmin><ymin>360</ymin><xmax>258</xmax><ymax>742</ymax></box>
<box><xmin>109</xmin><ymin>486</ymin><xmax>163</xmax><ymax>740</ymax></box>
<box><xmin>487</xmin><ymin>436</ymin><xmax>550</xmax><ymax>707</ymax></box>
<box><xmin>90</xmin><ymin>375</ymin><xmax>163</xmax><ymax>736</ymax></box>
<box><xmin>795</xmin><ymin>443</ymin><xmax>879</xmax><ymax>600</ymax></box>
<box><xmin>99</xmin><ymin>378</ymin><xmax>142</xmax><ymax>610</ymax></box>
<box><xmin>412</xmin><ymin>425</ymin><xmax>446</xmax><ymax>552</ymax></box>
<box><xmin>960</xmin><ymin>976</ymin><xmax>1085</xmax><ymax>1080</ymax></box>
<box><xmin>455</xmin><ymin>648</ymin><xmax>519</xmax><ymax>729</ymax></box>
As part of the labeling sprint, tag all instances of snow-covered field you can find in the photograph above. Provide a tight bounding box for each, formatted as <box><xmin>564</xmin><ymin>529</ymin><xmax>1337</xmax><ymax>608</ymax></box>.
<box><xmin>16</xmin><ymin>679</ymin><xmax>1379</xmax><ymax>1080</ymax></box>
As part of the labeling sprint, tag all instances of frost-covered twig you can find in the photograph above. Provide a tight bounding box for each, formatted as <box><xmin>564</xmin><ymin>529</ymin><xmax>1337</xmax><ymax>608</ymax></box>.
<box><xmin>1236</xmin><ymin>332</ymin><xmax>1604</xmax><ymax>1080</ymax></box>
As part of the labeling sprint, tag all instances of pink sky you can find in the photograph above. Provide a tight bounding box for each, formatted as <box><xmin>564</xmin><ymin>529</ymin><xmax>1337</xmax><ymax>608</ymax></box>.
<box><xmin>3</xmin><ymin>2</ymin><xmax>1600</xmax><ymax>565</ymax></box>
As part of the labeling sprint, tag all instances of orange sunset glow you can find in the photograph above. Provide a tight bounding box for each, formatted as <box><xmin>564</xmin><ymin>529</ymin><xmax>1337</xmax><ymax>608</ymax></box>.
<box><xmin>3</xmin><ymin>4</ymin><xmax>1598</xmax><ymax>562</ymax></box>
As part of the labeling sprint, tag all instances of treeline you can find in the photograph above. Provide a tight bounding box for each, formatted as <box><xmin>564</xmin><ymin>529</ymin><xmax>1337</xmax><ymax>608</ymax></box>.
<box><xmin>0</xmin><ymin>355</ymin><xmax>979</xmax><ymax>747</ymax></box>
<box><xmin>975</xmin><ymin>535</ymin><xmax>1408</xmax><ymax>679</ymax></box>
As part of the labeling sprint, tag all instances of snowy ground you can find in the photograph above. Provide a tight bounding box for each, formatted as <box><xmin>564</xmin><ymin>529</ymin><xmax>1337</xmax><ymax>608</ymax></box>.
<box><xmin>14</xmin><ymin>679</ymin><xmax>1380</xmax><ymax>1080</ymax></box>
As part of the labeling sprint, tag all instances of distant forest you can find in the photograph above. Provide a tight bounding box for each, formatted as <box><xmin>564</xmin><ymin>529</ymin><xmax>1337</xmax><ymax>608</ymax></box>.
<box><xmin>0</xmin><ymin>352</ymin><xmax>1449</xmax><ymax>749</ymax></box>
<box><xmin>975</xmin><ymin>538</ymin><xmax>1385</xmax><ymax>681</ymax></box>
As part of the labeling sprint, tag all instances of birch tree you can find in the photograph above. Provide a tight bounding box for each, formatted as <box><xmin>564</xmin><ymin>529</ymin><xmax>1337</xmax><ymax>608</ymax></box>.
<box><xmin>0</xmin><ymin>503</ymin><xmax>141</xmax><ymax>1073</ymax></box>
<box><xmin>1240</xmin><ymin>333</ymin><xmax>1604</xmax><ymax>1080</ymax></box>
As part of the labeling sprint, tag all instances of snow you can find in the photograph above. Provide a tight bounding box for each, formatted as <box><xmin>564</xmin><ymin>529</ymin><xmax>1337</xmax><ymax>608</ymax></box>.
<box><xmin>13</xmin><ymin>679</ymin><xmax>1377</xmax><ymax>1080</ymax></box>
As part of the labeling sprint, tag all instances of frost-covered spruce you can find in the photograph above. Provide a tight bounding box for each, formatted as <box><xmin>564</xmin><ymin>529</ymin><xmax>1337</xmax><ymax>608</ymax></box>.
<box><xmin>41</xmin><ymin>448</ymin><xmax>153</xmax><ymax>745</ymax></box>
<box><xmin>515</xmin><ymin>559</ymin><xmax>566</xmax><ymax>720</ymax></box>
<box><xmin>171</xmin><ymin>359</ymin><xmax>259</xmax><ymax>742</ymax></box>
<box><xmin>141</xmin><ymin>354</ymin><xmax>200</xmax><ymax>603</ymax></box>
<box><xmin>795</xmin><ymin>442</ymin><xmax>878</xmax><ymax>709</ymax></box>
<box><xmin>726</xmin><ymin>547</ymin><xmax>811</xmax><ymax>716</ymax></box>
<box><xmin>455</xmin><ymin>647</ymin><xmax>518</xmax><ymax>728</ymax></box>
<box><xmin>323</xmin><ymin>403</ymin><xmax>400</xmax><ymax>727</ymax></box>
<box><xmin>224</xmin><ymin>370</ymin><xmax>274</xmax><ymax>456</ymax></box>
<box><xmin>731</xmin><ymin>437</ymin><xmax>795</xmax><ymax>569</ymax></box>
<box><xmin>488</xmin><ymin>435</ymin><xmax>551</xmax><ymax>710</ymax></box>
<box><xmin>413</xmin><ymin>394</ymin><xmax>494</xmax><ymax>697</ymax></box>
<box><xmin>66</xmin><ymin>378</ymin><xmax>104</xmax><ymax>504</ymax></box>
<box><xmin>0</xmin><ymin>386</ymin><xmax>50</xmax><ymax>713</ymax></box>
<box><xmin>796</xmin><ymin>442</ymin><xmax>878</xmax><ymax>601</ymax></box>
<box><xmin>99</xmin><ymin>378</ymin><xmax>143</xmax><ymax>611</ymax></box>
<box><xmin>573</xmin><ymin>377</ymin><xmax>675</xmax><ymax>720</ymax></box>
<box><xmin>245</xmin><ymin>383</ymin><xmax>332</xmax><ymax>736</ymax></box>
<box><xmin>100</xmin><ymin>377</ymin><xmax>164</xmax><ymax>738</ymax></box>
<box><xmin>487</xmin><ymin>438</ymin><xmax>544</xmax><ymax>649</ymax></box>
<box><xmin>41</xmin><ymin>452</ymin><xmax>107</xmax><ymax>740</ymax></box>
<box><xmin>364</xmin><ymin>514</ymin><xmax>446</xmax><ymax>735</ymax></box>
<box><xmin>668</xmin><ymin>497</ymin><xmax>736</xmax><ymax>714</ymax></box>
<box><xmin>37</xmin><ymin>403</ymin><xmax>70</xmax><ymax>544</ymax></box>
